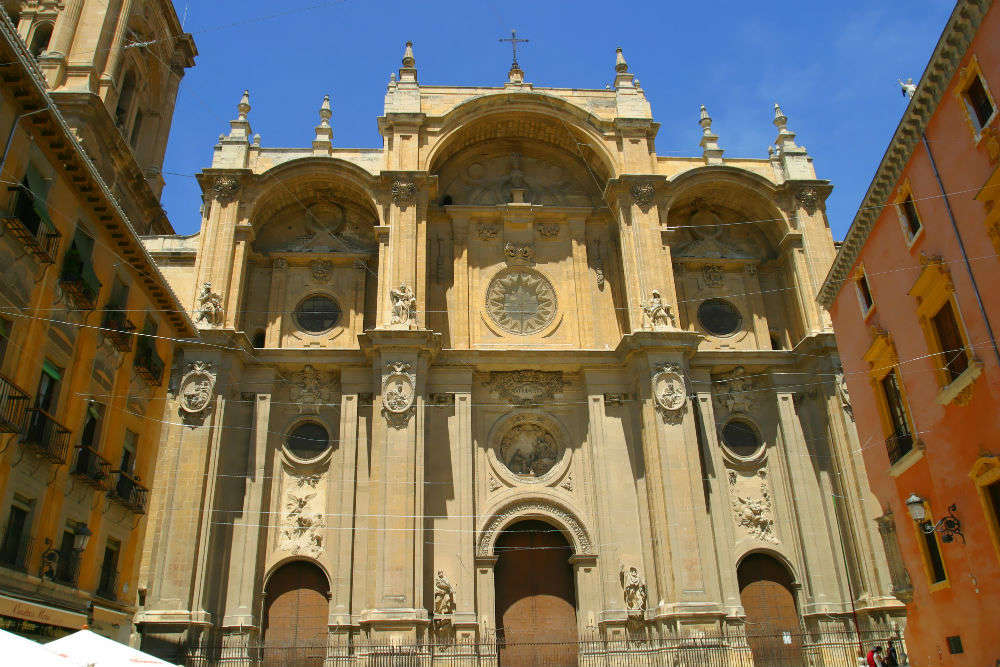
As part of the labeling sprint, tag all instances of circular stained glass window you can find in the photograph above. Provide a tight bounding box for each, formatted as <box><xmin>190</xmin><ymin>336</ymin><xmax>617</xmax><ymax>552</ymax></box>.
<box><xmin>722</xmin><ymin>420</ymin><xmax>761</xmax><ymax>457</ymax></box>
<box><xmin>286</xmin><ymin>422</ymin><xmax>330</xmax><ymax>460</ymax></box>
<box><xmin>295</xmin><ymin>295</ymin><xmax>341</xmax><ymax>333</ymax></box>
<box><xmin>698</xmin><ymin>299</ymin><xmax>742</xmax><ymax>336</ymax></box>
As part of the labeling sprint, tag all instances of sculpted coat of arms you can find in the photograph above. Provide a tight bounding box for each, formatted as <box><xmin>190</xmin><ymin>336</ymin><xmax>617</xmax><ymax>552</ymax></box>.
<box><xmin>382</xmin><ymin>361</ymin><xmax>416</xmax><ymax>427</ymax></box>
<box><xmin>178</xmin><ymin>361</ymin><xmax>216</xmax><ymax>419</ymax></box>
<box><xmin>651</xmin><ymin>363</ymin><xmax>687</xmax><ymax>421</ymax></box>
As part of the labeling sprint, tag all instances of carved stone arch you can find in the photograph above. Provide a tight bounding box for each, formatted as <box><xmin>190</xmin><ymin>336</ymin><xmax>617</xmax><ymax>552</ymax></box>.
<box><xmin>262</xmin><ymin>555</ymin><xmax>333</xmax><ymax>593</ymax></box>
<box><xmin>477</xmin><ymin>497</ymin><xmax>594</xmax><ymax>558</ymax></box>
<box><xmin>662</xmin><ymin>166</ymin><xmax>794</xmax><ymax>252</ymax></box>
<box><xmin>735</xmin><ymin>547</ymin><xmax>801</xmax><ymax>588</ymax></box>
<box><xmin>426</xmin><ymin>95</ymin><xmax>617</xmax><ymax>184</ymax></box>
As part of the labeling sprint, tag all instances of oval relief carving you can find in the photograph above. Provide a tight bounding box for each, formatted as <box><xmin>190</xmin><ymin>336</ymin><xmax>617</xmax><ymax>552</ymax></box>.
<box><xmin>485</xmin><ymin>268</ymin><xmax>557</xmax><ymax>335</ymax></box>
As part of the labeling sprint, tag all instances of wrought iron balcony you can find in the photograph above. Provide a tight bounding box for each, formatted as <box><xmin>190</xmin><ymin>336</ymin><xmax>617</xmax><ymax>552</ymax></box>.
<box><xmin>0</xmin><ymin>374</ymin><xmax>30</xmax><ymax>433</ymax></box>
<box><xmin>0</xmin><ymin>536</ymin><xmax>35</xmax><ymax>572</ymax></box>
<box><xmin>1</xmin><ymin>188</ymin><xmax>60</xmax><ymax>264</ymax></box>
<box><xmin>70</xmin><ymin>444</ymin><xmax>112</xmax><ymax>491</ymax></box>
<box><xmin>59</xmin><ymin>249</ymin><xmax>102</xmax><ymax>311</ymax></box>
<box><xmin>886</xmin><ymin>431</ymin><xmax>915</xmax><ymax>465</ymax></box>
<box><xmin>133</xmin><ymin>341</ymin><xmax>164</xmax><ymax>386</ymax></box>
<box><xmin>109</xmin><ymin>469</ymin><xmax>148</xmax><ymax>514</ymax></box>
<box><xmin>21</xmin><ymin>408</ymin><xmax>71</xmax><ymax>464</ymax></box>
<box><xmin>101</xmin><ymin>309</ymin><xmax>135</xmax><ymax>353</ymax></box>
<box><xmin>41</xmin><ymin>545</ymin><xmax>81</xmax><ymax>587</ymax></box>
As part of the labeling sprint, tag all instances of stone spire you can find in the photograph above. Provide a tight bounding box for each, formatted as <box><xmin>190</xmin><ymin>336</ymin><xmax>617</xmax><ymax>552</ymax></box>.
<box><xmin>313</xmin><ymin>95</ymin><xmax>333</xmax><ymax>155</ymax></box>
<box><xmin>614</xmin><ymin>47</ymin><xmax>634</xmax><ymax>89</ymax></box>
<box><xmin>227</xmin><ymin>89</ymin><xmax>252</xmax><ymax>142</ymax></box>
<box><xmin>398</xmin><ymin>41</ymin><xmax>417</xmax><ymax>86</ymax></box>
<box><xmin>771</xmin><ymin>103</ymin><xmax>814</xmax><ymax>180</ymax></box>
<box><xmin>699</xmin><ymin>104</ymin><xmax>724</xmax><ymax>165</ymax></box>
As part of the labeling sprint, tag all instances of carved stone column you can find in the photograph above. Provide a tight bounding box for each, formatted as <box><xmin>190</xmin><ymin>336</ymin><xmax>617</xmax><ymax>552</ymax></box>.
<box><xmin>264</xmin><ymin>258</ymin><xmax>287</xmax><ymax>348</ymax></box>
<box><xmin>330</xmin><ymin>370</ymin><xmax>365</xmax><ymax>628</ymax></box>
<box><xmin>193</xmin><ymin>173</ymin><xmax>247</xmax><ymax>325</ymax></box>
<box><xmin>568</xmin><ymin>216</ymin><xmax>595</xmax><ymax>348</ymax></box>
<box><xmin>221</xmin><ymin>392</ymin><xmax>272</xmax><ymax>639</ymax></box>
<box><xmin>359</xmin><ymin>329</ymin><xmax>441</xmax><ymax>640</ymax></box>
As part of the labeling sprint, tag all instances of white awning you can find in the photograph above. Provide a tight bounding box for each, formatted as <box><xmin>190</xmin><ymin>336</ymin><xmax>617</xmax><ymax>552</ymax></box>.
<box><xmin>0</xmin><ymin>628</ymin><xmax>87</xmax><ymax>667</ymax></box>
<box><xmin>46</xmin><ymin>629</ymin><xmax>180</xmax><ymax>666</ymax></box>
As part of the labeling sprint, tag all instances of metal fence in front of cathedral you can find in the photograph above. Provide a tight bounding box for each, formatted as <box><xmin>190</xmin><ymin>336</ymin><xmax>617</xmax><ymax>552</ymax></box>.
<box><xmin>181</xmin><ymin>628</ymin><xmax>905</xmax><ymax>667</ymax></box>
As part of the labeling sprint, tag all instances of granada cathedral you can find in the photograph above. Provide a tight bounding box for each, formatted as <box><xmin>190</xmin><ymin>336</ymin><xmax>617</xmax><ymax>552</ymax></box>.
<box><xmin>135</xmin><ymin>42</ymin><xmax>908</xmax><ymax>664</ymax></box>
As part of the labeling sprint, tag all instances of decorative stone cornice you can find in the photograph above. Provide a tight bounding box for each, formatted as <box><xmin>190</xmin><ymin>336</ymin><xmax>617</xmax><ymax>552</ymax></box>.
<box><xmin>818</xmin><ymin>0</ymin><xmax>991</xmax><ymax>308</ymax></box>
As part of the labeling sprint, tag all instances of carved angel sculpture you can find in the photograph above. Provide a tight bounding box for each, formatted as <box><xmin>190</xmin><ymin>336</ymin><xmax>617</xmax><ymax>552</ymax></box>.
<box><xmin>390</xmin><ymin>282</ymin><xmax>416</xmax><ymax>327</ymax></box>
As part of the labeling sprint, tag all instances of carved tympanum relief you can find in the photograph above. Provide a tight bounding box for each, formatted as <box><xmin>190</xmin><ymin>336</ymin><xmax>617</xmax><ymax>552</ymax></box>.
<box><xmin>485</xmin><ymin>268</ymin><xmax>557</xmax><ymax>335</ymax></box>
<box><xmin>439</xmin><ymin>153</ymin><xmax>593</xmax><ymax>206</ymax></box>
<box><xmin>728</xmin><ymin>468</ymin><xmax>777</xmax><ymax>544</ymax></box>
<box><xmin>675</xmin><ymin>206</ymin><xmax>759</xmax><ymax>260</ymax></box>
<box><xmin>280</xmin><ymin>473</ymin><xmax>325</xmax><ymax>557</ymax></box>
<box><xmin>253</xmin><ymin>200</ymin><xmax>376</xmax><ymax>253</ymax></box>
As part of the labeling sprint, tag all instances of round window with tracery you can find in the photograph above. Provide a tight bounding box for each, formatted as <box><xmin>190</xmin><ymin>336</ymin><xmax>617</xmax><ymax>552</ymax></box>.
<box><xmin>485</xmin><ymin>268</ymin><xmax>557</xmax><ymax>335</ymax></box>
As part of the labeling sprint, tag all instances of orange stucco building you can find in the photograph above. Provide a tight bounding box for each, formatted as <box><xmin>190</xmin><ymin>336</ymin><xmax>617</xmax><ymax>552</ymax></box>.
<box><xmin>820</xmin><ymin>1</ymin><xmax>1000</xmax><ymax>665</ymax></box>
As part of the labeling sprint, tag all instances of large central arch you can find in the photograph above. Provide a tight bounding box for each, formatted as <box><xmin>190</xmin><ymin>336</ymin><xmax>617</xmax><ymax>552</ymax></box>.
<box><xmin>477</xmin><ymin>498</ymin><xmax>594</xmax><ymax>558</ymax></box>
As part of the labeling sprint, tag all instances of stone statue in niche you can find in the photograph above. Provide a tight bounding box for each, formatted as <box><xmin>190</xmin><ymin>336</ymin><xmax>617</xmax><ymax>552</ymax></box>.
<box><xmin>619</xmin><ymin>565</ymin><xmax>648</xmax><ymax>619</ymax></box>
<box><xmin>500</xmin><ymin>422</ymin><xmax>559</xmax><ymax>477</ymax></box>
<box><xmin>433</xmin><ymin>570</ymin><xmax>457</xmax><ymax>635</ymax></box>
<box><xmin>641</xmin><ymin>289</ymin><xmax>676</xmax><ymax>330</ymax></box>
<box><xmin>389</xmin><ymin>283</ymin><xmax>416</xmax><ymax>327</ymax></box>
<box><xmin>195</xmin><ymin>282</ymin><xmax>224</xmax><ymax>327</ymax></box>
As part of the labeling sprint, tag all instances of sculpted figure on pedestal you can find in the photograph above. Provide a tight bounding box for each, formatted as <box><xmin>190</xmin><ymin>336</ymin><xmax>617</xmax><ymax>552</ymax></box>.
<box><xmin>389</xmin><ymin>282</ymin><xmax>416</xmax><ymax>327</ymax></box>
<box><xmin>641</xmin><ymin>289</ymin><xmax>676</xmax><ymax>331</ymax></box>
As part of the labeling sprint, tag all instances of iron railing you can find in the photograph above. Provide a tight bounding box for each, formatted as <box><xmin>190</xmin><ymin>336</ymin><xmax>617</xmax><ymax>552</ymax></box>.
<box><xmin>21</xmin><ymin>407</ymin><xmax>71</xmax><ymax>464</ymax></box>
<box><xmin>886</xmin><ymin>431</ymin><xmax>914</xmax><ymax>464</ymax></box>
<box><xmin>178</xmin><ymin>629</ymin><xmax>907</xmax><ymax>667</ymax></box>
<box><xmin>0</xmin><ymin>373</ymin><xmax>30</xmax><ymax>433</ymax></box>
<box><xmin>59</xmin><ymin>247</ymin><xmax>102</xmax><ymax>311</ymax></box>
<box><xmin>134</xmin><ymin>341</ymin><xmax>164</xmax><ymax>386</ymax></box>
<box><xmin>70</xmin><ymin>444</ymin><xmax>112</xmax><ymax>491</ymax></box>
<box><xmin>108</xmin><ymin>468</ymin><xmax>148</xmax><ymax>514</ymax></box>
<box><xmin>101</xmin><ymin>309</ymin><xmax>136</xmax><ymax>352</ymax></box>
<box><xmin>2</xmin><ymin>187</ymin><xmax>60</xmax><ymax>264</ymax></box>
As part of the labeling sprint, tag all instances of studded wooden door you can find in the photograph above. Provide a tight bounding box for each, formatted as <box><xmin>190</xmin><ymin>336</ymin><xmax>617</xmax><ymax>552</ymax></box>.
<box><xmin>738</xmin><ymin>553</ymin><xmax>805</xmax><ymax>667</ymax></box>
<box><xmin>494</xmin><ymin>520</ymin><xmax>578</xmax><ymax>667</ymax></box>
<box><xmin>262</xmin><ymin>561</ymin><xmax>330</xmax><ymax>667</ymax></box>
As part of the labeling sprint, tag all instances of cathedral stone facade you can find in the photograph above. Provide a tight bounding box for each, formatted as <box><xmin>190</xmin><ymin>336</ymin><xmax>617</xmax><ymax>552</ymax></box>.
<box><xmin>135</xmin><ymin>45</ymin><xmax>905</xmax><ymax>663</ymax></box>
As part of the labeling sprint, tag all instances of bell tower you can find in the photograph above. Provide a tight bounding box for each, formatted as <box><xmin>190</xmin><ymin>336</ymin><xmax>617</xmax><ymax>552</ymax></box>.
<box><xmin>5</xmin><ymin>0</ymin><xmax>197</xmax><ymax>234</ymax></box>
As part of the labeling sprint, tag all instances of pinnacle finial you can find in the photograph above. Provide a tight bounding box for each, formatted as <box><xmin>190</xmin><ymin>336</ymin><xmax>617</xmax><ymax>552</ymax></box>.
<box><xmin>615</xmin><ymin>47</ymin><xmax>628</xmax><ymax>73</ymax></box>
<box><xmin>237</xmin><ymin>90</ymin><xmax>251</xmax><ymax>122</ymax></box>
<box><xmin>773</xmin><ymin>103</ymin><xmax>787</xmax><ymax>129</ymax></box>
<box><xmin>699</xmin><ymin>104</ymin><xmax>723</xmax><ymax>165</ymax></box>
<box><xmin>402</xmin><ymin>41</ymin><xmax>415</xmax><ymax>68</ymax></box>
<box><xmin>319</xmin><ymin>95</ymin><xmax>332</xmax><ymax>127</ymax></box>
<box><xmin>699</xmin><ymin>104</ymin><xmax>711</xmax><ymax>127</ymax></box>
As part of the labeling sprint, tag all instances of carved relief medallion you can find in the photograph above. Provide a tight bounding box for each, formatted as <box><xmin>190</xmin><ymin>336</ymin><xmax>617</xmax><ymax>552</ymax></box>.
<box><xmin>485</xmin><ymin>268</ymin><xmax>557</xmax><ymax>335</ymax></box>
<box><xmin>651</xmin><ymin>363</ymin><xmax>687</xmax><ymax>418</ymax></box>
<box><xmin>382</xmin><ymin>361</ymin><xmax>416</xmax><ymax>427</ymax></box>
<box><xmin>499</xmin><ymin>422</ymin><xmax>560</xmax><ymax>478</ymax></box>
<box><xmin>728</xmin><ymin>468</ymin><xmax>777</xmax><ymax>544</ymax></box>
<box><xmin>178</xmin><ymin>361</ymin><xmax>216</xmax><ymax>416</ymax></box>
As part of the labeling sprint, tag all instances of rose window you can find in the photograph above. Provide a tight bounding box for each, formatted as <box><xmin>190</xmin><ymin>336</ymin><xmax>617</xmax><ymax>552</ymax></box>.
<box><xmin>485</xmin><ymin>268</ymin><xmax>557</xmax><ymax>335</ymax></box>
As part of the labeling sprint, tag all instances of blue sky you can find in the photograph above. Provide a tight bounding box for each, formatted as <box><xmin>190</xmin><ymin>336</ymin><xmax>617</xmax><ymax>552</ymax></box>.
<box><xmin>160</xmin><ymin>0</ymin><xmax>954</xmax><ymax>239</ymax></box>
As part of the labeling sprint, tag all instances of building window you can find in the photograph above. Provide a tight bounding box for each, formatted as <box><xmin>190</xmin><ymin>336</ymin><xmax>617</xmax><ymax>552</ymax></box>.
<box><xmin>881</xmin><ymin>370</ymin><xmax>913</xmax><ymax>463</ymax></box>
<box><xmin>913</xmin><ymin>502</ymin><xmax>949</xmax><ymax>588</ymax></box>
<box><xmin>285</xmin><ymin>421</ymin><xmax>330</xmax><ymax>461</ymax></box>
<box><xmin>856</xmin><ymin>271</ymin><xmax>874</xmax><ymax>315</ymax></box>
<box><xmin>27</xmin><ymin>22</ymin><xmax>52</xmax><ymax>58</ymax></box>
<box><xmin>97</xmin><ymin>538</ymin><xmax>120</xmax><ymax>600</ymax></box>
<box><xmin>53</xmin><ymin>527</ymin><xmax>79</xmax><ymax>585</ymax></box>
<box><xmin>294</xmin><ymin>295</ymin><xmax>341</xmax><ymax>333</ymax></box>
<box><xmin>955</xmin><ymin>55</ymin><xmax>997</xmax><ymax>138</ymax></box>
<box><xmin>697</xmin><ymin>298</ymin><xmax>742</xmax><ymax>336</ymax></box>
<box><xmin>946</xmin><ymin>636</ymin><xmax>963</xmax><ymax>655</ymax></box>
<box><xmin>910</xmin><ymin>258</ymin><xmax>980</xmax><ymax>403</ymax></box>
<box><xmin>0</xmin><ymin>499</ymin><xmax>31</xmax><ymax>570</ymax></box>
<box><xmin>720</xmin><ymin>419</ymin><xmax>762</xmax><ymax>458</ymax></box>
<box><xmin>930</xmin><ymin>300</ymin><xmax>970</xmax><ymax>382</ymax></box>
<box><xmin>35</xmin><ymin>360</ymin><xmax>61</xmax><ymax>413</ymax></box>
<box><xmin>899</xmin><ymin>195</ymin><xmax>922</xmax><ymax>239</ymax></box>
<box><xmin>970</xmin><ymin>456</ymin><xmax>1000</xmax><ymax>563</ymax></box>
<box><xmin>0</xmin><ymin>317</ymin><xmax>11</xmax><ymax>367</ymax></box>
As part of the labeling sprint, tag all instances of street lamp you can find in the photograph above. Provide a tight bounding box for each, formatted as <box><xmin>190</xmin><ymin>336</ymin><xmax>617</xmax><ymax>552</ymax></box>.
<box><xmin>905</xmin><ymin>494</ymin><xmax>964</xmax><ymax>543</ymax></box>
<box><xmin>72</xmin><ymin>524</ymin><xmax>91</xmax><ymax>552</ymax></box>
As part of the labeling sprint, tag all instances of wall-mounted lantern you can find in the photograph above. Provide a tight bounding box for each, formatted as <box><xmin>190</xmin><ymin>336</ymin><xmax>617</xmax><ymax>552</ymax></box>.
<box><xmin>905</xmin><ymin>494</ymin><xmax>964</xmax><ymax>543</ymax></box>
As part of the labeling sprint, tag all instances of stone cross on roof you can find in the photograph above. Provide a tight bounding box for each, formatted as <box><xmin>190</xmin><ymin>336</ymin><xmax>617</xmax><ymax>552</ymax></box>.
<box><xmin>499</xmin><ymin>29</ymin><xmax>529</xmax><ymax>68</ymax></box>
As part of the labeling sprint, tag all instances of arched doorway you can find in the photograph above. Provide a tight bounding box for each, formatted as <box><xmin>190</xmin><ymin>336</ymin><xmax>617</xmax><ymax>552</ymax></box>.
<box><xmin>737</xmin><ymin>553</ymin><xmax>804</xmax><ymax>667</ymax></box>
<box><xmin>494</xmin><ymin>519</ymin><xmax>578</xmax><ymax>667</ymax></box>
<box><xmin>262</xmin><ymin>561</ymin><xmax>329</xmax><ymax>666</ymax></box>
